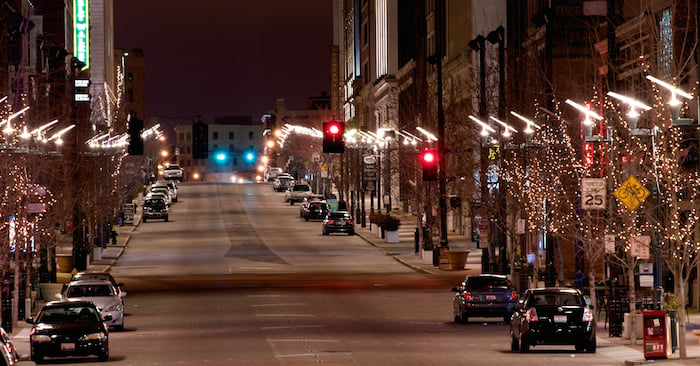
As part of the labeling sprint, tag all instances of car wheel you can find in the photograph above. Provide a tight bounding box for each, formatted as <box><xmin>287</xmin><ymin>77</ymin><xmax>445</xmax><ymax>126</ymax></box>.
<box><xmin>586</xmin><ymin>339</ymin><xmax>596</xmax><ymax>353</ymax></box>
<box><xmin>164</xmin><ymin>216</ymin><xmax>169</xmax><ymax>222</ymax></box>
<box><xmin>305</xmin><ymin>217</ymin><xmax>309</xmax><ymax>221</ymax></box>
<box><xmin>348</xmin><ymin>230</ymin><xmax>354</xmax><ymax>236</ymax></box>
<box><xmin>323</xmin><ymin>229</ymin><xmax>328</xmax><ymax>236</ymax></box>
<box><xmin>503</xmin><ymin>315</ymin><xmax>511</xmax><ymax>324</ymax></box>
<box><xmin>32</xmin><ymin>352</ymin><xmax>44</xmax><ymax>364</ymax></box>
<box><xmin>290</xmin><ymin>200</ymin><xmax>294</xmax><ymax>205</ymax></box>
<box><xmin>143</xmin><ymin>217</ymin><xmax>147</xmax><ymax>223</ymax></box>
<box><xmin>519</xmin><ymin>337</ymin><xmax>529</xmax><ymax>353</ymax></box>
<box><xmin>511</xmin><ymin>333</ymin><xmax>520</xmax><ymax>352</ymax></box>
<box><xmin>98</xmin><ymin>348</ymin><xmax>109</xmax><ymax>362</ymax></box>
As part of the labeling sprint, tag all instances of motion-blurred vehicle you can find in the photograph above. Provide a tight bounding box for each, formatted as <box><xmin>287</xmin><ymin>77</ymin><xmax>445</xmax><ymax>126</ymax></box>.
<box><xmin>284</xmin><ymin>183</ymin><xmax>312</xmax><ymax>205</ymax></box>
<box><xmin>510</xmin><ymin>287</ymin><xmax>596</xmax><ymax>353</ymax></box>
<box><xmin>162</xmin><ymin>163</ymin><xmax>183</xmax><ymax>182</ymax></box>
<box><xmin>0</xmin><ymin>327</ymin><xmax>18</xmax><ymax>366</ymax></box>
<box><xmin>60</xmin><ymin>280</ymin><xmax>126</xmax><ymax>330</ymax></box>
<box><xmin>452</xmin><ymin>274</ymin><xmax>518</xmax><ymax>323</ymax></box>
<box><xmin>143</xmin><ymin>196</ymin><xmax>169</xmax><ymax>222</ymax></box>
<box><xmin>27</xmin><ymin>300</ymin><xmax>110</xmax><ymax>363</ymax></box>
<box><xmin>322</xmin><ymin>211</ymin><xmax>354</xmax><ymax>235</ymax></box>
<box><xmin>301</xmin><ymin>200</ymin><xmax>329</xmax><ymax>221</ymax></box>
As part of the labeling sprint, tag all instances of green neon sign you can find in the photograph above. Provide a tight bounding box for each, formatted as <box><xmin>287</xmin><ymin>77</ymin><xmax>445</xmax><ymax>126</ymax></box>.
<box><xmin>73</xmin><ymin>0</ymin><xmax>89</xmax><ymax>70</ymax></box>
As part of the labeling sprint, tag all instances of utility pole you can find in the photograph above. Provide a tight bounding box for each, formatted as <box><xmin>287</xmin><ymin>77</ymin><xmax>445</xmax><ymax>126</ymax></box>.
<box><xmin>435</xmin><ymin>0</ymin><xmax>449</xmax><ymax>250</ymax></box>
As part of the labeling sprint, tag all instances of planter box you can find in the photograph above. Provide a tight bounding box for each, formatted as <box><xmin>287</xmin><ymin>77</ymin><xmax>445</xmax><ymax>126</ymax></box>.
<box><xmin>385</xmin><ymin>230</ymin><xmax>399</xmax><ymax>243</ymax></box>
<box><xmin>421</xmin><ymin>248</ymin><xmax>433</xmax><ymax>264</ymax></box>
<box><xmin>56</xmin><ymin>254</ymin><xmax>73</xmax><ymax>273</ymax></box>
<box><xmin>446</xmin><ymin>250</ymin><xmax>470</xmax><ymax>270</ymax></box>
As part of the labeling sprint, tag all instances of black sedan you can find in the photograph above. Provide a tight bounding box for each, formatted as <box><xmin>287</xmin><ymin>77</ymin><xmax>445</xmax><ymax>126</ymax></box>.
<box><xmin>303</xmin><ymin>201</ymin><xmax>329</xmax><ymax>221</ymax></box>
<box><xmin>452</xmin><ymin>274</ymin><xmax>517</xmax><ymax>323</ymax></box>
<box><xmin>510</xmin><ymin>287</ymin><xmax>596</xmax><ymax>353</ymax></box>
<box><xmin>27</xmin><ymin>300</ymin><xmax>110</xmax><ymax>363</ymax></box>
<box><xmin>322</xmin><ymin>211</ymin><xmax>355</xmax><ymax>235</ymax></box>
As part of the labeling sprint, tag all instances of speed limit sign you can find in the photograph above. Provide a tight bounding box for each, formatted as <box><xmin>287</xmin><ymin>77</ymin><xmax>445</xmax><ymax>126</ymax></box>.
<box><xmin>581</xmin><ymin>178</ymin><xmax>606</xmax><ymax>210</ymax></box>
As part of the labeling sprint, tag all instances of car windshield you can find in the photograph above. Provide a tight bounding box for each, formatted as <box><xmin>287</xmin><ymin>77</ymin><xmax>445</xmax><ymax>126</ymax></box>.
<box><xmin>310</xmin><ymin>203</ymin><xmax>327</xmax><ymax>209</ymax></box>
<box><xmin>38</xmin><ymin>306</ymin><xmax>100</xmax><ymax>324</ymax></box>
<box><xmin>164</xmin><ymin>165</ymin><xmax>180</xmax><ymax>170</ymax></box>
<box><xmin>67</xmin><ymin>284</ymin><xmax>115</xmax><ymax>297</ymax></box>
<box><xmin>466</xmin><ymin>276</ymin><xmax>512</xmax><ymax>290</ymax></box>
<box><xmin>530</xmin><ymin>292</ymin><xmax>582</xmax><ymax>306</ymax></box>
<box><xmin>293</xmin><ymin>185</ymin><xmax>310</xmax><ymax>191</ymax></box>
<box><xmin>145</xmin><ymin>199</ymin><xmax>165</xmax><ymax>208</ymax></box>
<box><xmin>72</xmin><ymin>273</ymin><xmax>116</xmax><ymax>286</ymax></box>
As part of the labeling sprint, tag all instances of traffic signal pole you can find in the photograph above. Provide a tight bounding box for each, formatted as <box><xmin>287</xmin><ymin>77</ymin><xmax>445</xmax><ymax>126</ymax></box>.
<box><xmin>435</xmin><ymin>0</ymin><xmax>448</xmax><ymax>250</ymax></box>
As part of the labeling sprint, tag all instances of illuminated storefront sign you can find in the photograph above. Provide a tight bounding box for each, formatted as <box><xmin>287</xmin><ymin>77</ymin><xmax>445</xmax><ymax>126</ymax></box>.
<box><xmin>73</xmin><ymin>0</ymin><xmax>89</xmax><ymax>70</ymax></box>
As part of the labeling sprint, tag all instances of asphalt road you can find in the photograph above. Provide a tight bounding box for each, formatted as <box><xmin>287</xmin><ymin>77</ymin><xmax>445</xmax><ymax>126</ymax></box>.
<box><xmin>21</xmin><ymin>182</ymin><xmax>630</xmax><ymax>365</ymax></box>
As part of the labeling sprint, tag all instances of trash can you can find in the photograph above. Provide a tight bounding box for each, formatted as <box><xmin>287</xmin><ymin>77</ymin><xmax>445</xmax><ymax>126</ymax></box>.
<box><xmin>642</xmin><ymin>310</ymin><xmax>667</xmax><ymax>359</ymax></box>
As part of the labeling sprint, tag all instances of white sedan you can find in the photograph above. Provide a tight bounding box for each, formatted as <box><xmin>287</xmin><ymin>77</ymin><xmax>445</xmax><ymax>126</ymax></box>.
<box><xmin>60</xmin><ymin>280</ymin><xmax>126</xmax><ymax>330</ymax></box>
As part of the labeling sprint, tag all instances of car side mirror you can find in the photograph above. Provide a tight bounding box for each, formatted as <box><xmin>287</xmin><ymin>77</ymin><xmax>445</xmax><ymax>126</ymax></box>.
<box><xmin>451</xmin><ymin>287</ymin><xmax>459</xmax><ymax>292</ymax></box>
<box><xmin>120</xmin><ymin>291</ymin><xmax>127</xmax><ymax>298</ymax></box>
<box><xmin>118</xmin><ymin>282</ymin><xmax>124</xmax><ymax>287</ymax></box>
<box><xmin>26</xmin><ymin>317</ymin><xmax>34</xmax><ymax>324</ymax></box>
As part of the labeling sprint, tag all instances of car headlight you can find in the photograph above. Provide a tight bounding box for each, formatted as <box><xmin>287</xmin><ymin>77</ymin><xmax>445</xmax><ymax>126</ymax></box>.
<box><xmin>82</xmin><ymin>332</ymin><xmax>107</xmax><ymax>341</ymax></box>
<box><xmin>31</xmin><ymin>334</ymin><xmax>51</xmax><ymax>342</ymax></box>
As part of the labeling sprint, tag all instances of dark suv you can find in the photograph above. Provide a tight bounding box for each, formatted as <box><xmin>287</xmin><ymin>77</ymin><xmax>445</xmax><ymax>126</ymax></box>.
<box><xmin>510</xmin><ymin>287</ymin><xmax>596</xmax><ymax>353</ymax></box>
<box><xmin>452</xmin><ymin>274</ymin><xmax>517</xmax><ymax>323</ymax></box>
<box><xmin>143</xmin><ymin>197</ymin><xmax>169</xmax><ymax>222</ymax></box>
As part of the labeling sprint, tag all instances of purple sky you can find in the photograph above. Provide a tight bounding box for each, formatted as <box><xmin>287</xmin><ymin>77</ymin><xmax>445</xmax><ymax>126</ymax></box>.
<box><xmin>113</xmin><ymin>1</ymin><xmax>332</xmax><ymax>123</ymax></box>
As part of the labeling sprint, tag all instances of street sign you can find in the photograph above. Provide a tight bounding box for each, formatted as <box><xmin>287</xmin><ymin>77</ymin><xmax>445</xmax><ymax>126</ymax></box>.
<box><xmin>363</xmin><ymin>154</ymin><xmax>377</xmax><ymax>191</ymax></box>
<box><xmin>123</xmin><ymin>203</ymin><xmax>135</xmax><ymax>225</ymax></box>
<box><xmin>581</xmin><ymin>178</ymin><xmax>606</xmax><ymax>210</ymax></box>
<box><xmin>605</xmin><ymin>234</ymin><xmax>615</xmax><ymax>254</ymax></box>
<box><xmin>613</xmin><ymin>176</ymin><xmax>650</xmax><ymax>211</ymax></box>
<box><xmin>631</xmin><ymin>235</ymin><xmax>650</xmax><ymax>259</ymax></box>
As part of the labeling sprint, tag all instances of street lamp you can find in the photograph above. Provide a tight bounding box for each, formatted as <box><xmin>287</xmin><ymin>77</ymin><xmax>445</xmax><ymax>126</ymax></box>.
<box><xmin>607</xmin><ymin>91</ymin><xmax>652</xmax><ymax>132</ymax></box>
<box><xmin>646</xmin><ymin>75</ymin><xmax>693</xmax><ymax>121</ymax></box>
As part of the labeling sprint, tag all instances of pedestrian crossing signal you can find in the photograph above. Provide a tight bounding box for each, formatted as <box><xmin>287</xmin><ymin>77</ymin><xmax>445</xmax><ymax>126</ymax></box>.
<box><xmin>323</xmin><ymin>121</ymin><xmax>345</xmax><ymax>153</ymax></box>
<box><xmin>421</xmin><ymin>150</ymin><xmax>438</xmax><ymax>181</ymax></box>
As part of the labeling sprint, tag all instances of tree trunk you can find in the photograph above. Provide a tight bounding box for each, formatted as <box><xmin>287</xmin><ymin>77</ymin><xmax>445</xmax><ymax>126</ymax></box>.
<box><xmin>675</xmin><ymin>268</ymin><xmax>687</xmax><ymax>359</ymax></box>
<box><xmin>628</xmin><ymin>255</ymin><xmax>637</xmax><ymax>345</ymax></box>
<box><xmin>588</xmin><ymin>270</ymin><xmax>597</xmax><ymax>315</ymax></box>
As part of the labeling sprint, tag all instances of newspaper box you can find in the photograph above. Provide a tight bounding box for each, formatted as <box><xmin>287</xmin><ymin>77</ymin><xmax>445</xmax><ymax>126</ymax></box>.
<box><xmin>643</xmin><ymin>310</ymin><xmax>667</xmax><ymax>359</ymax></box>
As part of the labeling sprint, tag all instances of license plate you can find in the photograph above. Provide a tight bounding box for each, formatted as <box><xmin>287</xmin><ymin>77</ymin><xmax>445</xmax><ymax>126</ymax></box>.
<box><xmin>554</xmin><ymin>315</ymin><xmax>567</xmax><ymax>323</ymax></box>
<box><xmin>61</xmin><ymin>343</ymin><xmax>75</xmax><ymax>351</ymax></box>
<box><xmin>485</xmin><ymin>295</ymin><xmax>497</xmax><ymax>301</ymax></box>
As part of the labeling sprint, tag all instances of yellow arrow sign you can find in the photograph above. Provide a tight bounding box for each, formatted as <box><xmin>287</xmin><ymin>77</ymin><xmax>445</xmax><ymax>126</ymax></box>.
<box><xmin>613</xmin><ymin>176</ymin><xmax>650</xmax><ymax>211</ymax></box>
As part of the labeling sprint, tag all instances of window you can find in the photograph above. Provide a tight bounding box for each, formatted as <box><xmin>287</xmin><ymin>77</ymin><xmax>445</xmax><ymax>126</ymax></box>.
<box><xmin>186</xmin><ymin>132</ymin><xmax>191</xmax><ymax>141</ymax></box>
<box><xmin>229</xmin><ymin>132</ymin><xmax>234</xmax><ymax>139</ymax></box>
<box><xmin>248</xmin><ymin>131</ymin><xmax>254</xmax><ymax>140</ymax></box>
<box><xmin>659</xmin><ymin>8</ymin><xmax>673</xmax><ymax>80</ymax></box>
<box><xmin>179</xmin><ymin>133</ymin><xmax>184</xmax><ymax>141</ymax></box>
<box><xmin>213</xmin><ymin>144</ymin><xmax>218</xmax><ymax>150</ymax></box>
<box><xmin>213</xmin><ymin>131</ymin><xmax>219</xmax><ymax>140</ymax></box>
<box><xmin>229</xmin><ymin>144</ymin><xmax>234</xmax><ymax>151</ymax></box>
<box><xmin>233</xmin><ymin>158</ymin><xmax>238</xmax><ymax>166</ymax></box>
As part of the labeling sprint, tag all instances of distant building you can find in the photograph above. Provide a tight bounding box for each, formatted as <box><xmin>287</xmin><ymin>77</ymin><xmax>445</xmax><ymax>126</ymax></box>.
<box><xmin>175</xmin><ymin>116</ymin><xmax>265</xmax><ymax>182</ymax></box>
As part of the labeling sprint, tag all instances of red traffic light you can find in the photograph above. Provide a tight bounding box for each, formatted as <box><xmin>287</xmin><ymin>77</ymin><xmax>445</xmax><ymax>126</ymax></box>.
<box><xmin>422</xmin><ymin>150</ymin><xmax>436</xmax><ymax>163</ymax></box>
<box><xmin>328</xmin><ymin>123</ymin><xmax>341</xmax><ymax>135</ymax></box>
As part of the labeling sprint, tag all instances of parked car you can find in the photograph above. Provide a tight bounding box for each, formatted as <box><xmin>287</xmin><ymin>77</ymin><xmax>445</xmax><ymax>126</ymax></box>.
<box><xmin>142</xmin><ymin>196</ymin><xmax>169</xmax><ymax>222</ymax></box>
<box><xmin>299</xmin><ymin>194</ymin><xmax>324</xmax><ymax>217</ymax></box>
<box><xmin>149</xmin><ymin>187</ymin><xmax>172</xmax><ymax>205</ymax></box>
<box><xmin>452</xmin><ymin>274</ymin><xmax>518</xmax><ymax>323</ymax></box>
<box><xmin>284</xmin><ymin>183</ymin><xmax>312</xmax><ymax>205</ymax></box>
<box><xmin>273</xmin><ymin>175</ymin><xmax>295</xmax><ymax>192</ymax></box>
<box><xmin>302</xmin><ymin>201</ymin><xmax>329</xmax><ymax>221</ymax></box>
<box><xmin>162</xmin><ymin>163</ymin><xmax>183</xmax><ymax>182</ymax></box>
<box><xmin>155</xmin><ymin>180</ymin><xmax>178</xmax><ymax>202</ymax></box>
<box><xmin>0</xmin><ymin>327</ymin><xmax>18</xmax><ymax>366</ymax></box>
<box><xmin>265</xmin><ymin>167</ymin><xmax>283</xmax><ymax>182</ymax></box>
<box><xmin>60</xmin><ymin>280</ymin><xmax>126</xmax><ymax>330</ymax></box>
<box><xmin>27</xmin><ymin>300</ymin><xmax>110</xmax><ymax>363</ymax></box>
<box><xmin>322</xmin><ymin>211</ymin><xmax>354</xmax><ymax>235</ymax></box>
<box><xmin>510</xmin><ymin>287</ymin><xmax>596</xmax><ymax>353</ymax></box>
<box><xmin>71</xmin><ymin>271</ymin><xmax>125</xmax><ymax>299</ymax></box>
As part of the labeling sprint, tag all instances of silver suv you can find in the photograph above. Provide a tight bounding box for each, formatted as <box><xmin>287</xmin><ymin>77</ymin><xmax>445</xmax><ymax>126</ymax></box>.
<box><xmin>284</xmin><ymin>183</ymin><xmax>312</xmax><ymax>205</ymax></box>
<box><xmin>162</xmin><ymin>164</ymin><xmax>183</xmax><ymax>182</ymax></box>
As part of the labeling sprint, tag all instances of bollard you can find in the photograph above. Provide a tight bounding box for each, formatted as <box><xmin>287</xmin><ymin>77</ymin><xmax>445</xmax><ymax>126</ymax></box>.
<box><xmin>414</xmin><ymin>228</ymin><xmax>420</xmax><ymax>254</ymax></box>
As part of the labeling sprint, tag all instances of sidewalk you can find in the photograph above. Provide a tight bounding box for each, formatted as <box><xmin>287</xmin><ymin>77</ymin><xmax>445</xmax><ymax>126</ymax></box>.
<box><xmin>352</xmin><ymin>212</ymin><xmax>700</xmax><ymax>365</ymax></box>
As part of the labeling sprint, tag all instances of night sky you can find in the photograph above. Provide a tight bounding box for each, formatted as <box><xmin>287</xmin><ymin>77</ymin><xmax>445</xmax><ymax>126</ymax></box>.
<box><xmin>113</xmin><ymin>1</ymin><xmax>332</xmax><ymax>123</ymax></box>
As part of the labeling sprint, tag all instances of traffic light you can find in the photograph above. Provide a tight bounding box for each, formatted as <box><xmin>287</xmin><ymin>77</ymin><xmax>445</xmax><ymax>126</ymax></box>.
<box><xmin>421</xmin><ymin>150</ymin><xmax>438</xmax><ymax>181</ymax></box>
<box><xmin>192</xmin><ymin>121</ymin><xmax>208</xmax><ymax>159</ymax></box>
<box><xmin>127</xmin><ymin>117</ymin><xmax>143</xmax><ymax>155</ymax></box>
<box><xmin>323</xmin><ymin>121</ymin><xmax>345</xmax><ymax>153</ymax></box>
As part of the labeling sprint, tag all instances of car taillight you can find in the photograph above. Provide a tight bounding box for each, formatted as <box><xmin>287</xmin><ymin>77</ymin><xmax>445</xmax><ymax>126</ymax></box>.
<box><xmin>582</xmin><ymin>307</ymin><xmax>593</xmax><ymax>322</ymax></box>
<box><xmin>347</xmin><ymin>220</ymin><xmax>353</xmax><ymax>224</ymax></box>
<box><xmin>510</xmin><ymin>292</ymin><xmax>517</xmax><ymax>301</ymax></box>
<box><xmin>463</xmin><ymin>291</ymin><xmax>472</xmax><ymax>301</ymax></box>
<box><xmin>526</xmin><ymin>308</ymin><xmax>538</xmax><ymax>322</ymax></box>
<box><xmin>327</xmin><ymin>220</ymin><xmax>335</xmax><ymax>224</ymax></box>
